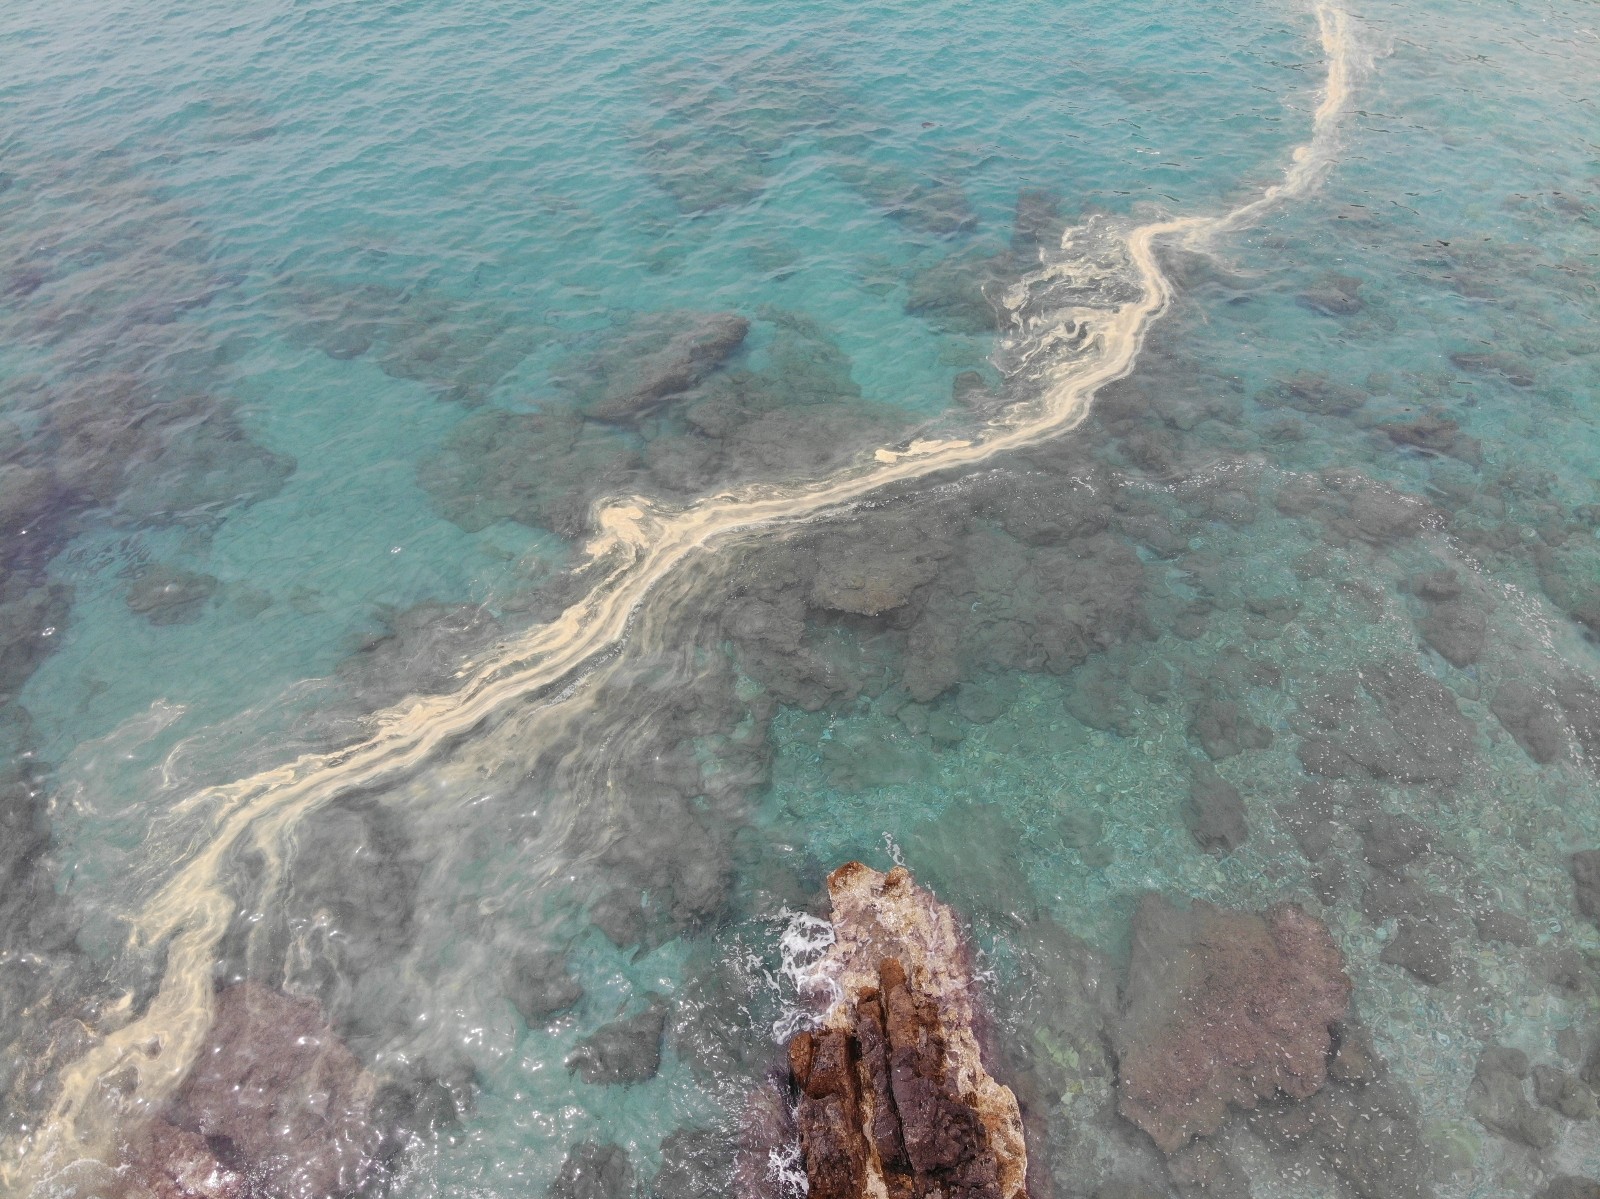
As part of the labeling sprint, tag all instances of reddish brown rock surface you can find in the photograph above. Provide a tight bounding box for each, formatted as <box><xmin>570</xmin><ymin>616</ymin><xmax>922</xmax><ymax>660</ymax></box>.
<box><xmin>115</xmin><ymin>1119</ymin><xmax>248</xmax><ymax>1199</ymax></box>
<box><xmin>1114</xmin><ymin>894</ymin><xmax>1351</xmax><ymax>1153</ymax></box>
<box><xmin>784</xmin><ymin>864</ymin><xmax>1028</xmax><ymax>1199</ymax></box>
<box><xmin>116</xmin><ymin>981</ymin><xmax>381</xmax><ymax>1199</ymax></box>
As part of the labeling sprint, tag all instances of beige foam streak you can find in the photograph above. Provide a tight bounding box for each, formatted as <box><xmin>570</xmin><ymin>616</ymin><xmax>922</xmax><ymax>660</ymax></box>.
<box><xmin>10</xmin><ymin>4</ymin><xmax>1358</xmax><ymax>1189</ymax></box>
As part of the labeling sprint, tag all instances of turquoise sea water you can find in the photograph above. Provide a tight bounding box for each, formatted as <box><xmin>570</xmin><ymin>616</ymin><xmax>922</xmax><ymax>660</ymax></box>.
<box><xmin>1</xmin><ymin>0</ymin><xmax>1598</xmax><ymax>1195</ymax></box>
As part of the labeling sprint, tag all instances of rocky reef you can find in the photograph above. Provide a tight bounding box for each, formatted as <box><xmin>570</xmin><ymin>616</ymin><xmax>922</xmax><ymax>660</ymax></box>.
<box><xmin>113</xmin><ymin>982</ymin><xmax>383</xmax><ymax>1199</ymax></box>
<box><xmin>780</xmin><ymin>863</ymin><xmax>1029</xmax><ymax>1199</ymax></box>
<box><xmin>1114</xmin><ymin>895</ymin><xmax>1353</xmax><ymax>1154</ymax></box>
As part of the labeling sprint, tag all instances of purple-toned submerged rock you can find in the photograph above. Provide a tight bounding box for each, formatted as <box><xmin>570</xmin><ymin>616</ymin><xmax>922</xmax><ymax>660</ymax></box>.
<box><xmin>775</xmin><ymin>864</ymin><xmax>1029</xmax><ymax>1199</ymax></box>
<box><xmin>116</xmin><ymin>982</ymin><xmax>380</xmax><ymax>1199</ymax></box>
<box><xmin>1114</xmin><ymin>894</ymin><xmax>1352</xmax><ymax>1154</ymax></box>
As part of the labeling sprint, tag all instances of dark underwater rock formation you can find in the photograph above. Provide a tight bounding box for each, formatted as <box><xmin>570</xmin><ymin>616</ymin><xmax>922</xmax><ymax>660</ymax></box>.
<box><xmin>417</xmin><ymin>407</ymin><xmax>641</xmax><ymax>536</ymax></box>
<box><xmin>905</xmin><ymin>245</ymin><xmax>1016</xmax><ymax>335</ymax></box>
<box><xmin>566</xmin><ymin>995</ymin><xmax>669</xmax><ymax>1085</ymax></box>
<box><xmin>286</xmin><ymin>273</ymin><xmax>542</xmax><ymax>404</ymax></box>
<box><xmin>1247</xmin><ymin>1036</ymin><xmax>1436</xmax><ymax>1199</ymax></box>
<box><xmin>116</xmin><ymin>1118</ymin><xmax>249</xmax><ymax>1199</ymax></box>
<box><xmin>1257</xmin><ymin>372</ymin><xmax>1368</xmax><ymax>417</ymax></box>
<box><xmin>1418</xmin><ymin>597</ymin><xmax>1488</xmax><ymax>667</ymax></box>
<box><xmin>124</xmin><ymin>564</ymin><xmax>219</xmax><ymax>626</ymax></box>
<box><xmin>650</xmin><ymin>1124</ymin><xmax>738</xmax><ymax>1198</ymax></box>
<box><xmin>1468</xmin><ymin>1046</ymin><xmax>1558</xmax><ymax>1150</ymax></box>
<box><xmin>1297</xmin><ymin>273</ymin><xmax>1365</xmax><ymax>316</ymax></box>
<box><xmin>808</xmin><ymin>514</ymin><xmax>953</xmax><ymax>617</ymax></box>
<box><xmin>1449</xmin><ymin>350</ymin><xmax>1536</xmax><ymax>388</ymax></box>
<box><xmin>1540</xmin><ymin>1180</ymin><xmax>1600</xmax><ymax>1199</ymax></box>
<box><xmin>1113</xmin><ymin>895</ymin><xmax>1351</xmax><ymax>1154</ymax></box>
<box><xmin>571</xmin><ymin>311</ymin><xmax>750</xmax><ymax>424</ymax></box>
<box><xmin>1379</xmin><ymin>915</ymin><xmax>1457</xmax><ymax>987</ymax></box>
<box><xmin>1187</xmin><ymin>693</ymin><xmax>1273</xmax><ymax>761</ymax></box>
<box><xmin>1274</xmin><ymin>467</ymin><xmax>1442</xmax><ymax>548</ymax></box>
<box><xmin>335</xmin><ymin>600</ymin><xmax>504</xmax><ymax>708</ymax></box>
<box><xmin>782</xmin><ymin>863</ymin><xmax>1029</xmax><ymax>1199</ymax></box>
<box><xmin>549</xmin><ymin>1141</ymin><xmax>636</xmax><ymax>1199</ymax></box>
<box><xmin>1182</xmin><ymin>761</ymin><xmax>1248</xmax><ymax>855</ymax></box>
<box><xmin>0</xmin><ymin>574</ymin><xmax>70</xmax><ymax>702</ymax></box>
<box><xmin>1491</xmin><ymin>680</ymin><xmax>1570</xmax><ymax>765</ymax></box>
<box><xmin>1379</xmin><ymin>410</ymin><xmax>1482</xmax><ymax>466</ymax></box>
<box><xmin>1294</xmin><ymin>663</ymin><xmax>1475</xmax><ymax>785</ymax></box>
<box><xmin>1533</xmin><ymin>1064</ymin><xmax>1599</xmax><ymax>1121</ymax></box>
<box><xmin>508</xmin><ymin>947</ymin><xmax>584</xmax><ymax>1023</ymax></box>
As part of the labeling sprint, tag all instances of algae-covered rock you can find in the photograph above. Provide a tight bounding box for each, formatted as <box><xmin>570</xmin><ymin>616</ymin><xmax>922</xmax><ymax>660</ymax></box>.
<box><xmin>170</xmin><ymin>982</ymin><xmax>380</xmax><ymax>1199</ymax></box>
<box><xmin>507</xmin><ymin>947</ymin><xmax>584</xmax><ymax>1023</ymax></box>
<box><xmin>1114</xmin><ymin>895</ymin><xmax>1351</xmax><ymax>1153</ymax></box>
<box><xmin>1182</xmin><ymin>761</ymin><xmax>1249</xmax><ymax>856</ymax></box>
<box><xmin>1572</xmin><ymin>850</ymin><xmax>1600</xmax><ymax>924</ymax></box>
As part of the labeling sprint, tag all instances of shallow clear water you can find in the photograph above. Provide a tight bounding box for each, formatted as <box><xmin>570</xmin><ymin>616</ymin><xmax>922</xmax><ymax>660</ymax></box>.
<box><xmin>1</xmin><ymin>0</ymin><xmax>1598</xmax><ymax>1196</ymax></box>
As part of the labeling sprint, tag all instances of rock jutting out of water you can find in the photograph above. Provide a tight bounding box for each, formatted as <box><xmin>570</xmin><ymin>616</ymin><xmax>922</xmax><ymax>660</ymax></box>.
<box><xmin>774</xmin><ymin>863</ymin><xmax>1029</xmax><ymax>1199</ymax></box>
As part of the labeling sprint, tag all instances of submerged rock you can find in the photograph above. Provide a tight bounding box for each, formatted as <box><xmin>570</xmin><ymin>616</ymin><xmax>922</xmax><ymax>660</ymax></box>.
<box><xmin>782</xmin><ymin>863</ymin><xmax>1029</xmax><ymax>1199</ymax></box>
<box><xmin>905</xmin><ymin>247</ymin><xmax>1016</xmax><ymax>335</ymax></box>
<box><xmin>1541</xmin><ymin>1179</ymin><xmax>1600</xmax><ymax>1199</ymax></box>
<box><xmin>124</xmin><ymin>564</ymin><xmax>218</xmax><ymax>626</ymax></box>
<box><xmin>1468</xmin><ymin>1046</ymin><xmax>1557</xmax><ymax>1150</ymax></box>
<box><xmin>1418</xmin><ymin>597</ymin><xmax>1487</xmax><ymax>667</ymax></box>
<box><xmin>1379</xmin><ymin>411</ymin><xmax>1482</xmax><ymax>466</ymax></box>
<box><xmin>1532</xmin><ymin>1064</ymin><xmax>1599</xmax><ymax>1121</ymax></box>
<box><xmin>1114</xmin><ymin>895</ymin><xmax>1351</xmax><ymax>1153</ymax></box>
<box><xmin>507</xmin><ymin>947</ymin><xmax>584</xmax><ymax>1023</ymax></box>
<box><xmin>808</xmin><ymin>515</ymin><xmax>951</xmax><ymax>616</ymax></box>
<box><xmin>1379</xmin><ymin>916</ymin><xmax>1457</xmax><ymax>987</ymax></box>
<box><xmin>566</xmin><ymin>994</ymin><xmax>669</xmax><ymax>1085</ymax></box>
<box><xmin>549</xmin><ymin>1142</ymin><xmax>635</xmax><ymax>1199</ymax></box>
<box><xmin>574</xmin><ymin>311</ymin><xmax>750</xmax><ymax>423</ymax></box>
<box><xmin>1182</xmin><ymin>761</ymin><xmax>1248</xmax><ymax>856</ymax></box>
<box><xmin>1247</xmin><ymin>1064</ymin><xmax>1435</xmax><ymax>1199</ymax></box>
<box><xmin>1187</xmin><ymin>694</ymin><xmax>1273</xmax><ymax>761</ymax></box>
<box><xmin>1297</xmin><ymin>273</ymin><xmax>1365</xmax><ymax>316</ymax></box>
<box><xmin>1295</xmin><ymin>664</ymin><xmax>1475</xmax><ymax>785</ymax></box>
<box><xmin>116</xmin><ymin>1117</ymin><xmax>249</xmax><ymax>1199</ymax></box>
<box><xmin>417</xmin><ymin>407</ymin><xmax>640</xmax><ymax>537</ymax></box>
<box><xmin>167</xmin><ymin>981</ymin><xmax>380</xmax><ymax>1199</ymax></box>
<box><xmin>1572</xmin><ymin>850</ymin><xmax>1600</xmax><ymax>925</ymax></box>
<box><xmin>650</xmin><ymin>1124</ymin><xmax>737</xmax><ymax>1199</ymax></box>
<box><xmin>1491</xmin><ymin>680</ymin><xmax>1569</xmax><ymax>765</ymax></box>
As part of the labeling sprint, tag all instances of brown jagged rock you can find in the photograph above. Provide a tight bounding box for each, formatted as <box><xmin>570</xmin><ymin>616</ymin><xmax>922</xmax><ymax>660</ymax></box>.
<box><xmin>1114</xmin><ymin>895</ymin><xmax>1352</xmax><ymax>1153</ymax></box>
<box><xmin>783</xmin><ymin>864</ymin><xmax>1029</xmax><ymax>1199</ymax></box>
<box><xmin>790</xmin><ymin>1028</ymin><xmax>873</xmax><ymax>1199</ymax></box>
